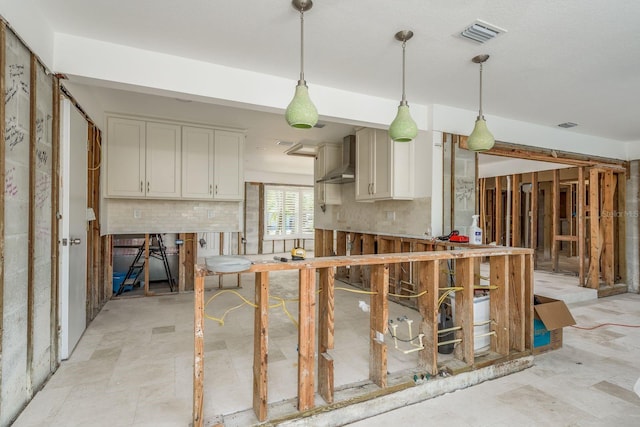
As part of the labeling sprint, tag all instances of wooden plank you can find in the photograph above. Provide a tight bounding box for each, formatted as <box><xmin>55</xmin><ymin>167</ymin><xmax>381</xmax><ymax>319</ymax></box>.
<box><xmin>530</xmin><ymin>172</ymin><xmax>538</xmax><ymax>268</ymax></box>
<box><xmin>524</xmin><ymin>254</ymin><xmax>534</xmax><ymax>350</ymax></box>
<box><xmin>554</xmin><ymin>235</ymin><xmax>579</xmax><ymax>242</ymax></box>
<box><xmin>253</xmin><ymin>271</ymin><xmax>269</xmax><ymax>421</ymax></box>
<box><xmin>49</xmin><ymin>73</ymin><xmax>60</xmax><ymax>369</ymax></box>
<box><xmin>588</xmin><ymin>168</ymin><xmax>600</xmax><ymax>288</ymax></box>
<box><xmin>183</xmin><ymin>233</ymin><xmax>196</xmax><ymax>292</ymax></box>
<box><xmin>511</xmin><ymin>174</ymin><xmax>521</xmax><ymax>247</ymax></box>
<box><xmin>488</xmin><ymin>140</ymin><xmax>628</xmax><ymax>170</ymax></box>
<box><xmin>489</xmin><ymin>256</ymin><xmax>510</xmax><ymax>356</ymax></box>
<box><xmin>454</xmin><ymin>258</ymin><xmax>474</xmax><ymax>365</ymax></box>
<box><xmin>349</xmin><ymin>233</ymin><xmax>362</xmax><ymax>285</ymax></box>
<box><xmin>417</xmin><ymin>260</ymin><xmax>439</xmax><ymax>376</ymax></box>
<box><xmin>602</xmin><ymin>170</ymin><xmax>615</xmax><ymax>285</ymax></box>
<box><xmin>616</xmin><ymin>172</ymin><xmax>626</xmax><ymax>283</ymax></box>
<box><xmin>193</xmin><ymin>266</ymin><xmax>206</xmax><ymax>427</ymax></box>
<box><xmin>361</xmin><ymin>234</ymin><xmax>376</xmax><ymax>289</ymax></box>
<box><xmin>27</xmin><ymin>53</ymin><xmax>37</xmax><ymax>393</ymax></box>
<box><xmin>323</xmin><ymin>229</ymin><xmax>334</xmax><ymax>256</ymax></box>
<box><xmin>551</xmin><ymin>169</ymin><xmax>560</xmax><ymax>272</ymax></box>
<box><xmin>509</xmin><ymin>255</ymin><xmax>525</xmax><ymax>352</ymax></box>
<box><xmin>369</xmin><ymin>264</ymin><xmax>389</xmax><ymax>387</ymax></box>
<box><xmin>495</xmin><ymin>177</ymin><xmax>502</xmax><ymax>245</ymax></box>
<box><xmin>578</xmin><ymin>167</ymin><xmax>585</xmax><ymax>286</ymax></box>
<box><xmin>298</xmin><ymin>267</ymin><xmax>316</xmax><ymax>411</ymax></box>
<box><xmin>336</xmin><ymin>231</ymin><xmax>347</xmax><ymax>278</ymax></box>
<box><xmin>314</xmin><ymin>228</ymin><xmax>324</xmax><ymax>256</ymax></box>
<box><xmin>178</xmin><ymin>233</ymin><xmax>186</xmax><ymax>292</ymax></box>
<box><xmin>318</xmin><ymin>267</ymin><xmax>335</xmax><ymax>404</ymax></box>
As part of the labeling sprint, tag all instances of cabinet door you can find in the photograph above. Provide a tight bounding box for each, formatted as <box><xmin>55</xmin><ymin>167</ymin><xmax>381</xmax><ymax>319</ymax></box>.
<box><xmin>372</xmin><ymin>129</ymin><xmax>392</xmax><ymax>199</ymax></box>
<box><xmin>355</xmin><ymin>128</ymin><xmax>374</xmax><ymax>200</ymax></box>
<box><xmin>182</xmin><ymin>126</ymin><xmax>214</xmax><ymax>199</ymax></box>
<box><xmin>145</xmin><ymin>122</ymin><xmax>181</xmax><ymax>198</ymax></box>
<box><xmin>315</xmin><ymin>144</ymin><xmax>342</xmax><ymax>205</ymax></box>
<box><xmin>213</xmin><ymin>130</ymin><xmax>244</xmax><ymax>200</ymax></box>
<box><xmin>106</xmin><ymin>117</ymin><xmax>146</xmax><ymax>197</ymax></box>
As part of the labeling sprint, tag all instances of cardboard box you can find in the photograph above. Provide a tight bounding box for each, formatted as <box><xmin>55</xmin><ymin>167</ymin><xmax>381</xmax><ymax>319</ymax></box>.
<box><xmin>532</xmin><ymin>295</ymin><xmax>576</xmax><ymax>355</ymax></box>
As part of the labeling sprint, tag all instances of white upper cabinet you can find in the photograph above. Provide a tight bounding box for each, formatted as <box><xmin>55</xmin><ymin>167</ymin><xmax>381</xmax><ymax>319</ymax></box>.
<box><xmin>107</xmin><ymin>115</ymin><xmax>244</xmax><ymax>201</ymax></box>
<box><xmin>213</xmin><ymin>130</ymin><xmax>244</xmax><ymax>201</ymax></box>
<box><xmin>181</xmin><ymin>126</ymin><xmax>214</xmax><ymax>199</ymax></box>
<box><xmin>106</xmin><ymin>117</ymin><xmax>146</xmax><ymax>197</ymax></box>
<box><xmin>355</xmin><ymin>127</ymin><xmax>414</xmax><ymax>201</ymax></box>
<box><xmin>145</xmin><ymin>122</ymin><xmax>181</xmax><ymax>198</ymax></box>
<box><xmin>315</xmin><ymin>143</ymin><xmax>342</xmax><ymax>205</ymax></box>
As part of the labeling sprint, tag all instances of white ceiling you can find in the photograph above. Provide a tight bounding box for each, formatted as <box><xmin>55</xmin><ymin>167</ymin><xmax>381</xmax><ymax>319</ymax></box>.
<box><xmin>20</xmin><ymin>0</ymin><xmax>640</xmax><ymax>168</ymax></box>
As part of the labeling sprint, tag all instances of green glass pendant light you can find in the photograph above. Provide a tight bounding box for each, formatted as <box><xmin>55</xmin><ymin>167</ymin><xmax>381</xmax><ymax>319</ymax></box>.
<box><xmin>285</xmin><ymin>0</ymin><xmax>318</xmax><ymax>129</ymax></box>
<box><xmin>467</xmin><ymin>54</ymin><xmax>495</xmax><ymax>152</ymax></box>
<box><xmin>389</xmin><ymin>30</ymin><xmax>418</xmax><ymax>142</ymax></box>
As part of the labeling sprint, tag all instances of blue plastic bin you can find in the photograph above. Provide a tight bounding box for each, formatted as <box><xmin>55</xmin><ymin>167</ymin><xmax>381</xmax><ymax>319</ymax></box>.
<box><xmin>112</xmin><ymin>272</ymin><xmax>132</xmax><ymax>293</ymax></box>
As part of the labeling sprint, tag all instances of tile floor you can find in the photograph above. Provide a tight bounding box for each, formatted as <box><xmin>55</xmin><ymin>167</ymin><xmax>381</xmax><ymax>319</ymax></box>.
<box><xmin>12</xmin><ymin>262</ymin><xmax>640</xmax><ymax>426</ymax></box>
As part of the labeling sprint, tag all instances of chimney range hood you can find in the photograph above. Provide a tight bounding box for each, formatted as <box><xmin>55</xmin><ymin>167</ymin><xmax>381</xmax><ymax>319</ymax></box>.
<box><xmin>317</xmin><ymin>135</ymin><xmax>356</xmax><ymax>184</ymax></box>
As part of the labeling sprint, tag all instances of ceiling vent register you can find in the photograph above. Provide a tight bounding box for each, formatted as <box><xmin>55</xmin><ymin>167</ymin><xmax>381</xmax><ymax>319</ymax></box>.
<box><xmin>460</xmin><ymin>20</ymin><xmax>505</xmax><ymax>43</ymax></box>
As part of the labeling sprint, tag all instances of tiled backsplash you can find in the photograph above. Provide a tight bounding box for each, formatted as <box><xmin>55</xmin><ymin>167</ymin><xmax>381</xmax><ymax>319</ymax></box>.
<box><xmin>102</xmin><ymin>198</ymin><xmax>242</xmax><ymax>235</ymax></box>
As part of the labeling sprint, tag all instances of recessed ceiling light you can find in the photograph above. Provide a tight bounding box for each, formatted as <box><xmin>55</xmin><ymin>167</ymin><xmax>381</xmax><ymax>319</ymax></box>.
<box><xmin>460</xmin><ymin>20</ymin><xmax>506</xmax><ymax>44</ymax></box>
<box><xmin>558</xmin><ymin>122</ymin><xmax>578</xmax><ymax>128</ymax></box>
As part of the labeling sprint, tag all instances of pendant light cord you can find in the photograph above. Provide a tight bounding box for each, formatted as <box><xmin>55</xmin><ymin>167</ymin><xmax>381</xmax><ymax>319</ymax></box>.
<box><xmin>299</xmin><ymin>10</ymin><xmax>305</xmax><ymax>84</ymax></box>
<box><xmin>478</xmin><ymin>62</ymin><xmax>484</xmax><ymax>118</ymax></box>
<box><xmin>401</xmin><ymin>40</ymin><xmax>407</xmax><ymax>105</ymax></box>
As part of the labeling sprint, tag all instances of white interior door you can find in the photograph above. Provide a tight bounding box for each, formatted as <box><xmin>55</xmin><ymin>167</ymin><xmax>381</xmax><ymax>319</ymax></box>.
<box><xmin>59</xmin><ymin>98</ymin><xmax>88</xmax><ymax>360</ymax></box>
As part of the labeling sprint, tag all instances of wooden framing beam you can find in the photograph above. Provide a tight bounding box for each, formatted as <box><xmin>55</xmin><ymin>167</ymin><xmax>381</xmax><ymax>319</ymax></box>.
<box><xmin>490</xmin><ymin>256</ymin><xmax>510</xmax><ymax>356</ymax></box>
<box><xmin>369</xmin><ymin>264</ymin><xmax>389</xmax><ymax>387</ymax></box>
<box><xmin>454</xmin><ymin>258</ymin><xmax>474</xmax><ymax>365</ymax></box>
<box><xmin>578</xmin><ymin>167</ymin><xmax>585</xmax><ymax>286</ymax></box>
<box><xmin>193</xmin><ymin>266</ymin><xmax>206</xmax><ymax>427</ymax></box>
<box><xmin>531</xmin><ymin>172</ymin><xmax>538</xmax><ymax>268</ymax></box>
<box><xmin>488</xmin><ymin>140</ymin><xmax>628</xmax><ymax>170</ymax></box>
<box><xmin>602</xmin><ymin>170</ymin><xmax>615</xmax><ymax>285</ymax></box>
<box><xmin>588</xmin><ymin>168</ymin><xmax>600</xmax><ymax>288</ymax></box>
<box><xmin>318</xmin><ymin>267</ymin><xmax>335</xmax><ymax>403</ymax></box>
<box><xmin>323</xmin><ymin>229</ymin><xmax>334</xmax><ymax>256</ymax></box>
<box><xmin>616</xmin><ymin>171</ymin><xmax>626</xmax><ymax>282</ymax></box>
<box><xmin>511</xmin><ymin>174</ymin><xmax>521</xmax><ymax>247</ymax></box>
<box><xmin>495</xmin><ymin>177</ymin><xmax>503</xmax><ymax>245</ymax></box>
<box><xmin>551</xmin><ymin>170</ymin><xmax>560</xmax><ymax>272</ymax></box>
<box><xmin>509</xmin><ymin>255</ymin><xmax>525</xmax><ymax>352</ymax></box>
<box><xmin>349</xmin><ymin>233</ymin><xmax>362</xmax><ymax>285</ymax></box>
<box><xmin>314</xmin><ymin>228</ymin><xmax>324</xmax><ymax>256</ymax></box>
<box><xmin>253</xmin><ymin>271</ymin><xmax>269</xmax><ymax>421</ymax></box>
<box><xmin>336</xmin><ymin>231</ymin><xmax>347</xmax><ymax>278</ymax></box>
<box><xmin>298</xmin><ymin>267</ymin><xmax>316</xmax><ymax>411</ymax></box>
<box><xmin>26</xmin><ymin>53</ymin><xmax>37</xmax><ymax>393</ymax></box>
<box><xmin>417</xmin><ymin>260</ymin><xmax>439</xmax><ymax>376</ymax></box>
<box><xmin>524</xmin><ymin>253</ymin><xmax>535</xmax><ymax>350</ymax></box>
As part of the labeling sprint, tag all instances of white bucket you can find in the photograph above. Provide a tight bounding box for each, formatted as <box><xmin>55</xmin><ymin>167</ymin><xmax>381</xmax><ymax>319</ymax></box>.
<box><xmin>449</xmin><ymin>293</ymin><xmax>491</xmax><ymax>352</ymax></box>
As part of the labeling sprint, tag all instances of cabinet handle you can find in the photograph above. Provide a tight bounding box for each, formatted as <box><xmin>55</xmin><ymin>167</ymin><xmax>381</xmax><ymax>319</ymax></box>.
<box><xmin>215</xmin><ymin>185</ymin><xmax>218</xmax><ymax>194</ymax></box>
<box><xmin>371</xmin><ymin>183</ymin><xmax>375</xmax><ymax>195</ymax></box>
<box><xmin>209</xmin><ymin>184</ymin><xmax>213</xmax><ymax>195</ymax></box>
<box><xmin>140</xmin><ymin>181</ymin><xmax>143</xmax><ymax>192</ymax></box>
<box><xmin>147</xmin><ymin>182</ymin><xmax>150</xmax><ymax>193</ymax></box>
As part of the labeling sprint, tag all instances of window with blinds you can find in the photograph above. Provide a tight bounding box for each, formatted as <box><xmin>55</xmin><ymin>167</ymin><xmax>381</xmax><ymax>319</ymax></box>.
<box><xmin>264</xmin><ymin>185</ymin><xmax>314</xmax><ymax>239</ymax></box>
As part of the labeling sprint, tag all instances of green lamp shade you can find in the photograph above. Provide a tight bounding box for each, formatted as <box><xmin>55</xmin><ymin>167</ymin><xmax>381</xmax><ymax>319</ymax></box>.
<box><xmin>285</xmin><ymin>83</ymin><xmax>318</xmax><ymax>129</ymax></box>
<box><xmin>389</xmin><ymin>104</ymin><xmax>418</xmax><ymax>142</ymax></box>
<box><xmin>467</xmin><ymin>117</ymin><xmax>495</xmax><ymax>152</ymax></box>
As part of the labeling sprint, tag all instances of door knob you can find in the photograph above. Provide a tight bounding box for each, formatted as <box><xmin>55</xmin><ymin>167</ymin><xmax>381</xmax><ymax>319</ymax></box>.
<box><xmin>70</xmin><ymin>238</ymin><xmax>81</xmax><ymax>245</ymax></box>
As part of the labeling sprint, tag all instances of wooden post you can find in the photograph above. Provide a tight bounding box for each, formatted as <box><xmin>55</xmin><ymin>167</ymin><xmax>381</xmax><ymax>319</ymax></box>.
<box><xmin>490</xmin><ymin>256</ymin><xmax>510</xmax><ymax>356</ymax></box>
<box><xmin>314</xmin><ymin>228</ymin><xmax>324</xmax><ymax>256</ymax></box>
<box><xmin>588</xmin><ymin>168</ymin><xmax>600</xmax><ymax>288</ymax></box>
<box><xmin>495</xmin><ymin>177</ymin><xmax>503</xmax><ymax>245</ymax></box>
<box><xmin>512</xmin><ymin>174</ymin><xmax>521</xmax><ymax>247</ymax></box>
<box><xmin>509</xmin><ymin>255</ymin><xmax>525</xmax><ymax>352</ymax></box>
<box><xmin>454</xmin><ymin>258</ymin><xmax>474</xmax><ymax>365</ymax></box>
<box><xmin>418</xmin><ymin>260</ymin><xmax>439</xmax><ymax>376</ymax></box>
<box><xmin>253</xmin><ymin>271</ymin><xmax>269</xmax><ymax>421</ymax></box>
<box><xmin>318</xmin><ymin>267</ymin><xmax>335</xmax><ymax>403</ymax></box>
<box><xmin>524</xmin><ymin>253</ymin><xmax>534</xmax><ymax>350</ymax></box>
<box><xmin>361</xmin><ymin>234</ymin><xmax>376</xmax><ymax>289</ymax></box>
<box><xmin>616</xmin><ymin>171</ymin><xmax>626</xmax><ymax>283</ymax></box>
<box><xmin>578</xmin><ymin>167</ymin><xmax>585</xmax><ymax>286</ymax></box>
<box><xmin>336</xmin><ymin>231</ymin><xmax>347</xmax><ymax>278</ymax></box>
<box><xmin>551</xmin><ymin>169</ymin><xmax>560</xmax><ymax>272</ymax></box>
<box><xmin>178</xmin><ymin>233</ymin><xmax>186</xmax><ymax>292</ymax></box>
<box><xmin>349</xmin><ymin>233</ymin><xmax>362</xmax><ymax>285</ymax></box>
<box><xmin>298</xmin><ymin>267</ymin><xmax>316</xmax><ymax>411</ymax></box>
<box><xmin>193</xmin><ymin>266</ymin><xmax>206</xmax><ymax>427</ymax></box>
<box><xmin>602</xmin><ymin>170</ymin><xmax>615</xmax><ymax>285</ymax></box>
<box><xmin>323</xmin><ymin>229</ymin><xmax>334</xmax><ymax>256</ymax></box>
<box><xmin>531</xmin><ymin>172</ymin><xmax>539</xmax><ymax>268</ymax></box>
<box><xmin>369</xmin><ymin>264</ymin><xmax>389</xmax><ymax>387</ymax></box>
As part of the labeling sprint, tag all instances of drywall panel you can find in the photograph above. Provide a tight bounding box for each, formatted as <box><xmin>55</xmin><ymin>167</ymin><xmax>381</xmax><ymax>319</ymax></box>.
<box><xmin>2</xmin><ymin>28</ymin><xmax>31</xmax><ymax>426</ymax></box>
